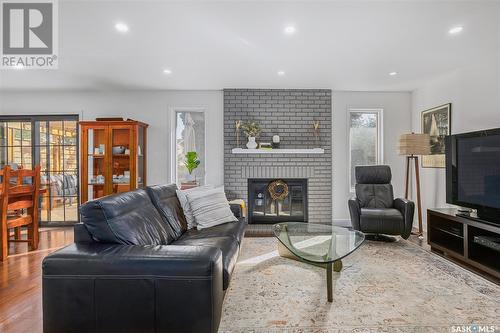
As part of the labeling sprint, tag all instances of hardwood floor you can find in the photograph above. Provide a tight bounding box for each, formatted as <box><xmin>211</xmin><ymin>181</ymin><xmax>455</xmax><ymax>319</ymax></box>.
<box><xmin>0</xmin><ymin>227</ymin><xmax>73</xmax><ymax>333</ymax></box>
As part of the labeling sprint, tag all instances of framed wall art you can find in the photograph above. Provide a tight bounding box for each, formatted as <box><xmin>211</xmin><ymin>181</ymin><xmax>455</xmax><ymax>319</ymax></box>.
<box><xmin>421</xmin><ymin>103</ymin><xmax>451</xmax><ymax>168</ymax></box>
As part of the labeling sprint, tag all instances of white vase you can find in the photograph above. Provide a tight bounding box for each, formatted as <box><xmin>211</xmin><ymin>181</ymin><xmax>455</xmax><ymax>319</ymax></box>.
<box><xmin>246</xmin><ymin>136</ymin><xmax>258</xmax><ymax>149</ymax></box>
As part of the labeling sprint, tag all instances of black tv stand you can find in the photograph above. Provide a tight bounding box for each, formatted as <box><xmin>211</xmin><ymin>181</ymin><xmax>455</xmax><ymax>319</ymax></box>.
<box><xmin>455</xmin><ymin>211</ymin><xmax>500</xmax><ymax>228</ymax></box>
<box><xmin>456</xmin><ymin>212</ymin><xmax>472</xmax><ymax>219</ymax></box>
<box><xmin>428</xmin><ymin>208</ymin><xmax>499</xmax><ymax>283</ymax></box>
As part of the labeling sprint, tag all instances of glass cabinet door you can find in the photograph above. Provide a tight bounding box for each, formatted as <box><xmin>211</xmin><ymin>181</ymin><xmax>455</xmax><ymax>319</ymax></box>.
<box><xmin>110</xmin><ymin>126</ymin><xmax>132</xmax><ymax>194</ymax></box>
<box><xmin>137</xmin><ymin>125</ymin><xmax>145</xmax><ymax>188</ymax></box>
<box><xmin>87</xmin><ymin>127</ymin><xmax>108</xmax><ymax>201</ymax></box>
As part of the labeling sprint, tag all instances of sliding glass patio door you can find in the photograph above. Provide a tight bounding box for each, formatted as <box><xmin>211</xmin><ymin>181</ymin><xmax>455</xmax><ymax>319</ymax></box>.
<box><xmin>0</xmin><ymin>115</ymin><xmax>79</xmax><ymax>225</ymax></box>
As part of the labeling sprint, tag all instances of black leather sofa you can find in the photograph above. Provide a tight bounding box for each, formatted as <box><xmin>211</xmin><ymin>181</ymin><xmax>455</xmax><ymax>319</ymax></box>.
<box><xmin>42</xmin><ymin>184</ymin><xmax>246</xmax><ymax>333</ymax></box>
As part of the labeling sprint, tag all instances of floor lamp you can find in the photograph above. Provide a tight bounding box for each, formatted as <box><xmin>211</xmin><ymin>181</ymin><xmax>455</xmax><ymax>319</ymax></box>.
<box><xmin>398</xmin><ymin>133</ymin><xmax>431</xmax><ymax>236</ymax></box>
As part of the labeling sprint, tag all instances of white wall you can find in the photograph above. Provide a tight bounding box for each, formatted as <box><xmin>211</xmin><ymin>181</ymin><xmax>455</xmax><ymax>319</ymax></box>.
<box><xmin>411</xmin><ymin>51</ymin><xmax>500</xmax><ymax>228</ymax></box>
<box><xmin>333</xmin><ymin>91</ymin><xmax>412</xmax><ymax>222</ymax></box>
<box><xmin>0</xmin><ymin>90</ymin><xmax>224</xmax><ymax>186</ymax></box>
<box><xmin>1</xmin><ymin>89</ymin><xmax>414</xmax><ymax>223</ymax></box>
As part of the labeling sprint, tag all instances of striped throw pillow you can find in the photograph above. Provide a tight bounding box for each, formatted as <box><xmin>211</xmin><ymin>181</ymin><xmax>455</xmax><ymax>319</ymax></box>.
<box><xmin>176</xmin><ymin>185</ymin><xmax>214</xmax><ymax>229</ymax></box>
<box><xmin>186</xmin><ymin>187</ymin><xmax>238</xmax><ymax>230</ymax></box>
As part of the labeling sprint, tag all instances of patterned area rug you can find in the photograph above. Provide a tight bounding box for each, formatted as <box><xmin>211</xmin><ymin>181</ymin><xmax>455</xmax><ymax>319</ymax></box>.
<box><xmin>219</xmin><ymin>237</ymin><xmax>500</xmax><ymax>333</ymax></box>
<box><xmin>244</xmin><ymin>224</ymin><xmax>275</xmax><ymax>237</ymax></box>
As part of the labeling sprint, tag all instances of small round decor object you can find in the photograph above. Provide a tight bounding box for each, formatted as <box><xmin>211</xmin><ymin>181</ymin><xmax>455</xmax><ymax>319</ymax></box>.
<box><xmin>268</xmin><ymin>179</ymin><xmax>289</xmax><ymax>201</ymax></box>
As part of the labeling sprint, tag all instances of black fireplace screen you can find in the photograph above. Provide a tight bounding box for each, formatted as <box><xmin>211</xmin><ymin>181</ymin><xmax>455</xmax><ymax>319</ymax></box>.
<box><xmin>248</xmin><ymin>178</ymin><xmax>308</xmax><ymax>224</ymax></box>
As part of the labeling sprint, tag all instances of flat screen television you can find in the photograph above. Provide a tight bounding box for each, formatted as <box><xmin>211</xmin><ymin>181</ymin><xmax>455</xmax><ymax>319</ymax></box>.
<box><xmin>446</xmin><ymin>128</ymin><xmax>500</xmax><ymax>224</ymax></box>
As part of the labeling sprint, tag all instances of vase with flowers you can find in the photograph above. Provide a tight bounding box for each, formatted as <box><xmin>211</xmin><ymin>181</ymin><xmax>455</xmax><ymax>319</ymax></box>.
<box><xmin>241</xmin><ymin>121</ymin><xmax>261</xmax><ymax>149</ymax></box>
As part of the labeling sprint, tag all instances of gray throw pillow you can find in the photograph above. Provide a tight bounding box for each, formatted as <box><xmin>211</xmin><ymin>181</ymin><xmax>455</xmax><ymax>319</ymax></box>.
<box><xmin>176</xmin><ymin>185</ymin><xmax>214</xmax><ymax>229</ymax></box>
<box><xmin>186</xmin><ymin>187</ymin><xmax>238</xmax><ymax>230</ymax></box>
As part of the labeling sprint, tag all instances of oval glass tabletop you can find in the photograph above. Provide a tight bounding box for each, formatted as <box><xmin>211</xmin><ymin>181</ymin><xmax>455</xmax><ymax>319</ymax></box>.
<box><xmin>273</xmin><ymin>222</ymin><xmax>365</xmax><ymax>264</ymax></box>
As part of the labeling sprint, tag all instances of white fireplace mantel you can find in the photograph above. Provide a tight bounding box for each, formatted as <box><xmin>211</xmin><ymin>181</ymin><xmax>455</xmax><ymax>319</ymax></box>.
<box><xmin>231</xmin><ymin>148</ymin><xmax>324</xmax><ymax>154</ymax></box>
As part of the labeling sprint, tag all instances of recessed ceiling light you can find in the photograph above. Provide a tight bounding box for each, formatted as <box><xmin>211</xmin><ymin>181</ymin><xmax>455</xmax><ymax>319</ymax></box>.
<box><xmin>448</xmin><ymin>26</ymin><xmax>463</xmax><ymax>35</ymax></box>
<box><xmin>389</xmin><ymin>71</ymin><xmax>398</xmax><ymax>76</ymax></box>
<box><xmin>115</xmin><ymin>22</ymin><xmax>129</xmax><ymax>33</ymax></box>
<box><xmin>163</xmin><ymin>69</ymin><xmax>172</xmax><ymax>75</ymax></box>
<box><xmin>277</xmin><ymin>70</ymin><xmax>285</xmax><ymax>76</ymax></box>
<box><xmin>284</xmin><ymin>25</ymin><xmax>296</xmax><ymax>35</ymax></box>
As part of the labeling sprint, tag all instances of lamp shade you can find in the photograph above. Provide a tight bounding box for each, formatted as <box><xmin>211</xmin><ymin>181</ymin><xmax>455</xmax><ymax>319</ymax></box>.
<box><xmin>398</xmin><ymin>133</ymin><xmax>431</xmax><ymax>155</ymax></box>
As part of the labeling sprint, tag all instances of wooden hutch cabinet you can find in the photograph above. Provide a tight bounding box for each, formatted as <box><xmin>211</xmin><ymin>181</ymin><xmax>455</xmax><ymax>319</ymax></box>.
<box><xmin>79</xmin><ymin>119</ymin><xmax>148</xmax><ymax>203</ymax></box>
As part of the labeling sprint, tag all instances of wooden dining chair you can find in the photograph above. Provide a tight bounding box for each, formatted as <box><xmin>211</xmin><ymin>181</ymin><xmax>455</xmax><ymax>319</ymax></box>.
<box><xmin>0</xmin><ymin>165</ymin><xmax>41</xmax><ymax>261</ymax></box>
<box><xmin>11</xmin><ymin>166</ymin><xmax>24</xmax><ymax>241</ymax></box>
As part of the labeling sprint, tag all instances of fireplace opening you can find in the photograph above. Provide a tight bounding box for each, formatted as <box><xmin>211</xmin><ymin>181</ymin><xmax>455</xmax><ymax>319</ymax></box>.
<box><xmin>248</xmin><ymin>178</ymin><xmax>308</xmax><ymax>224</ymax></box>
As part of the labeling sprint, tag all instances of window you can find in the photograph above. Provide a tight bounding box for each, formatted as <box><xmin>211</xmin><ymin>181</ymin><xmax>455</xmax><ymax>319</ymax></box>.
<box><xmin>0</xmin><ymin>115</ymin><xmax>79</xmax><ymax>225</ymax></box>
<box><xmin>172</xmin><ymin>109</ymin><xmax>205</xmax><ymax>186</ymax></box>
<box><xmin>349</xmin><ymin>109</ymin><xmax>383</xmax><ymax>190</ymax></box>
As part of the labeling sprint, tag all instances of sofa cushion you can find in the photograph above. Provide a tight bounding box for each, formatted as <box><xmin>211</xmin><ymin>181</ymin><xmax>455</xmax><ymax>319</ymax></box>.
<box><xmin>179</xmin><ymin>217</ymin><xmax>247</xmax><ymax>246</ymax></box>
<box><xmin>360</xmin><ymin>208</ymin><xmax>403</xmax><ymax>235</ymax></box>
<box><xmin>80</xmin><ymin>189</ymin><xmax>174</xmax><ymax>245</ymax></box>
<box><xmin>173</xmin><ymin>236</ymin><xmax>239</xmax><ymax>290</ymax></box>
<box><xmin>146</xmin><ymin>184</ymin><xmax>187</xmax><ymax>240</ymax></box>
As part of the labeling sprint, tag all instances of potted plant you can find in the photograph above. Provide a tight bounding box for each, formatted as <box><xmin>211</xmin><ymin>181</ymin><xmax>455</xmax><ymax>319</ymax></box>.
<box><xmin>241</xmin><ymin>121</ymin><xmax>261</xmax><ymax>149</ymax></box>
<box><xmin>184</xmin><ymin>151</ymin><xmax>200</xmax><ymax>184</ymax></box>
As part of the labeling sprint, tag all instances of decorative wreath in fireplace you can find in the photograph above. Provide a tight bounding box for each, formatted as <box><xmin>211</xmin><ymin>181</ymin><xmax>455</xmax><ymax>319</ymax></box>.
<box><xmin>267</xmin><ymin>179</ymin><xmax>289</xmax><ymax>201</ymax></box>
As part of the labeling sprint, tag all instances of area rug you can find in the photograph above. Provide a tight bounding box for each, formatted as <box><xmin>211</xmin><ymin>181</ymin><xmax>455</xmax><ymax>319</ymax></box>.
<box><xmin>219</xmin><ymin>237</ymin><xmax>500</xmax><ymax>333</ymax></box>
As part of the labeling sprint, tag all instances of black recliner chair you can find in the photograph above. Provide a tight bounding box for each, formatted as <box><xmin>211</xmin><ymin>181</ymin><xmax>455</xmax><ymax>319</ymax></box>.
<box><xmin>348</xmin><ymin>165</ymin><xmax>414</xmax><ymax>240</ymax></box>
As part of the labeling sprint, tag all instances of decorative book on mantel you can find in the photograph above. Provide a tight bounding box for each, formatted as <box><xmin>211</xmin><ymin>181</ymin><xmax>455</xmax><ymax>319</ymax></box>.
<box><xmin>231</xmin><ymin>148</ymin><xmax>324</xmax><ymax>154</ymax></box>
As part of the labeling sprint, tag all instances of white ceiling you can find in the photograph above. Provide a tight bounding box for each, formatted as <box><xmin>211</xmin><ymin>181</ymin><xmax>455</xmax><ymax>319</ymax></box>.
<box><xmin>1</xmin><ymin>0</ymin><xmax>499</xmax><ymax>91</ymax></box>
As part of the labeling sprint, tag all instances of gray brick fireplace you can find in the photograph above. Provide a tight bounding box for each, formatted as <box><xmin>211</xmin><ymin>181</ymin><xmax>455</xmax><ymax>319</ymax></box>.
<box><xmin>223</xmin><ymin>89</ymin><xmax>332</xmax><ymax>224</ymax></box>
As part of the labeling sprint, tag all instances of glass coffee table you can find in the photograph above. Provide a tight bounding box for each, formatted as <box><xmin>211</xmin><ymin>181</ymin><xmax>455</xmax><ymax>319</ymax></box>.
<box><xmin>273</xmin><ymin>222</ymin><xmax>365</xmax><ymax>302</ymax></box>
